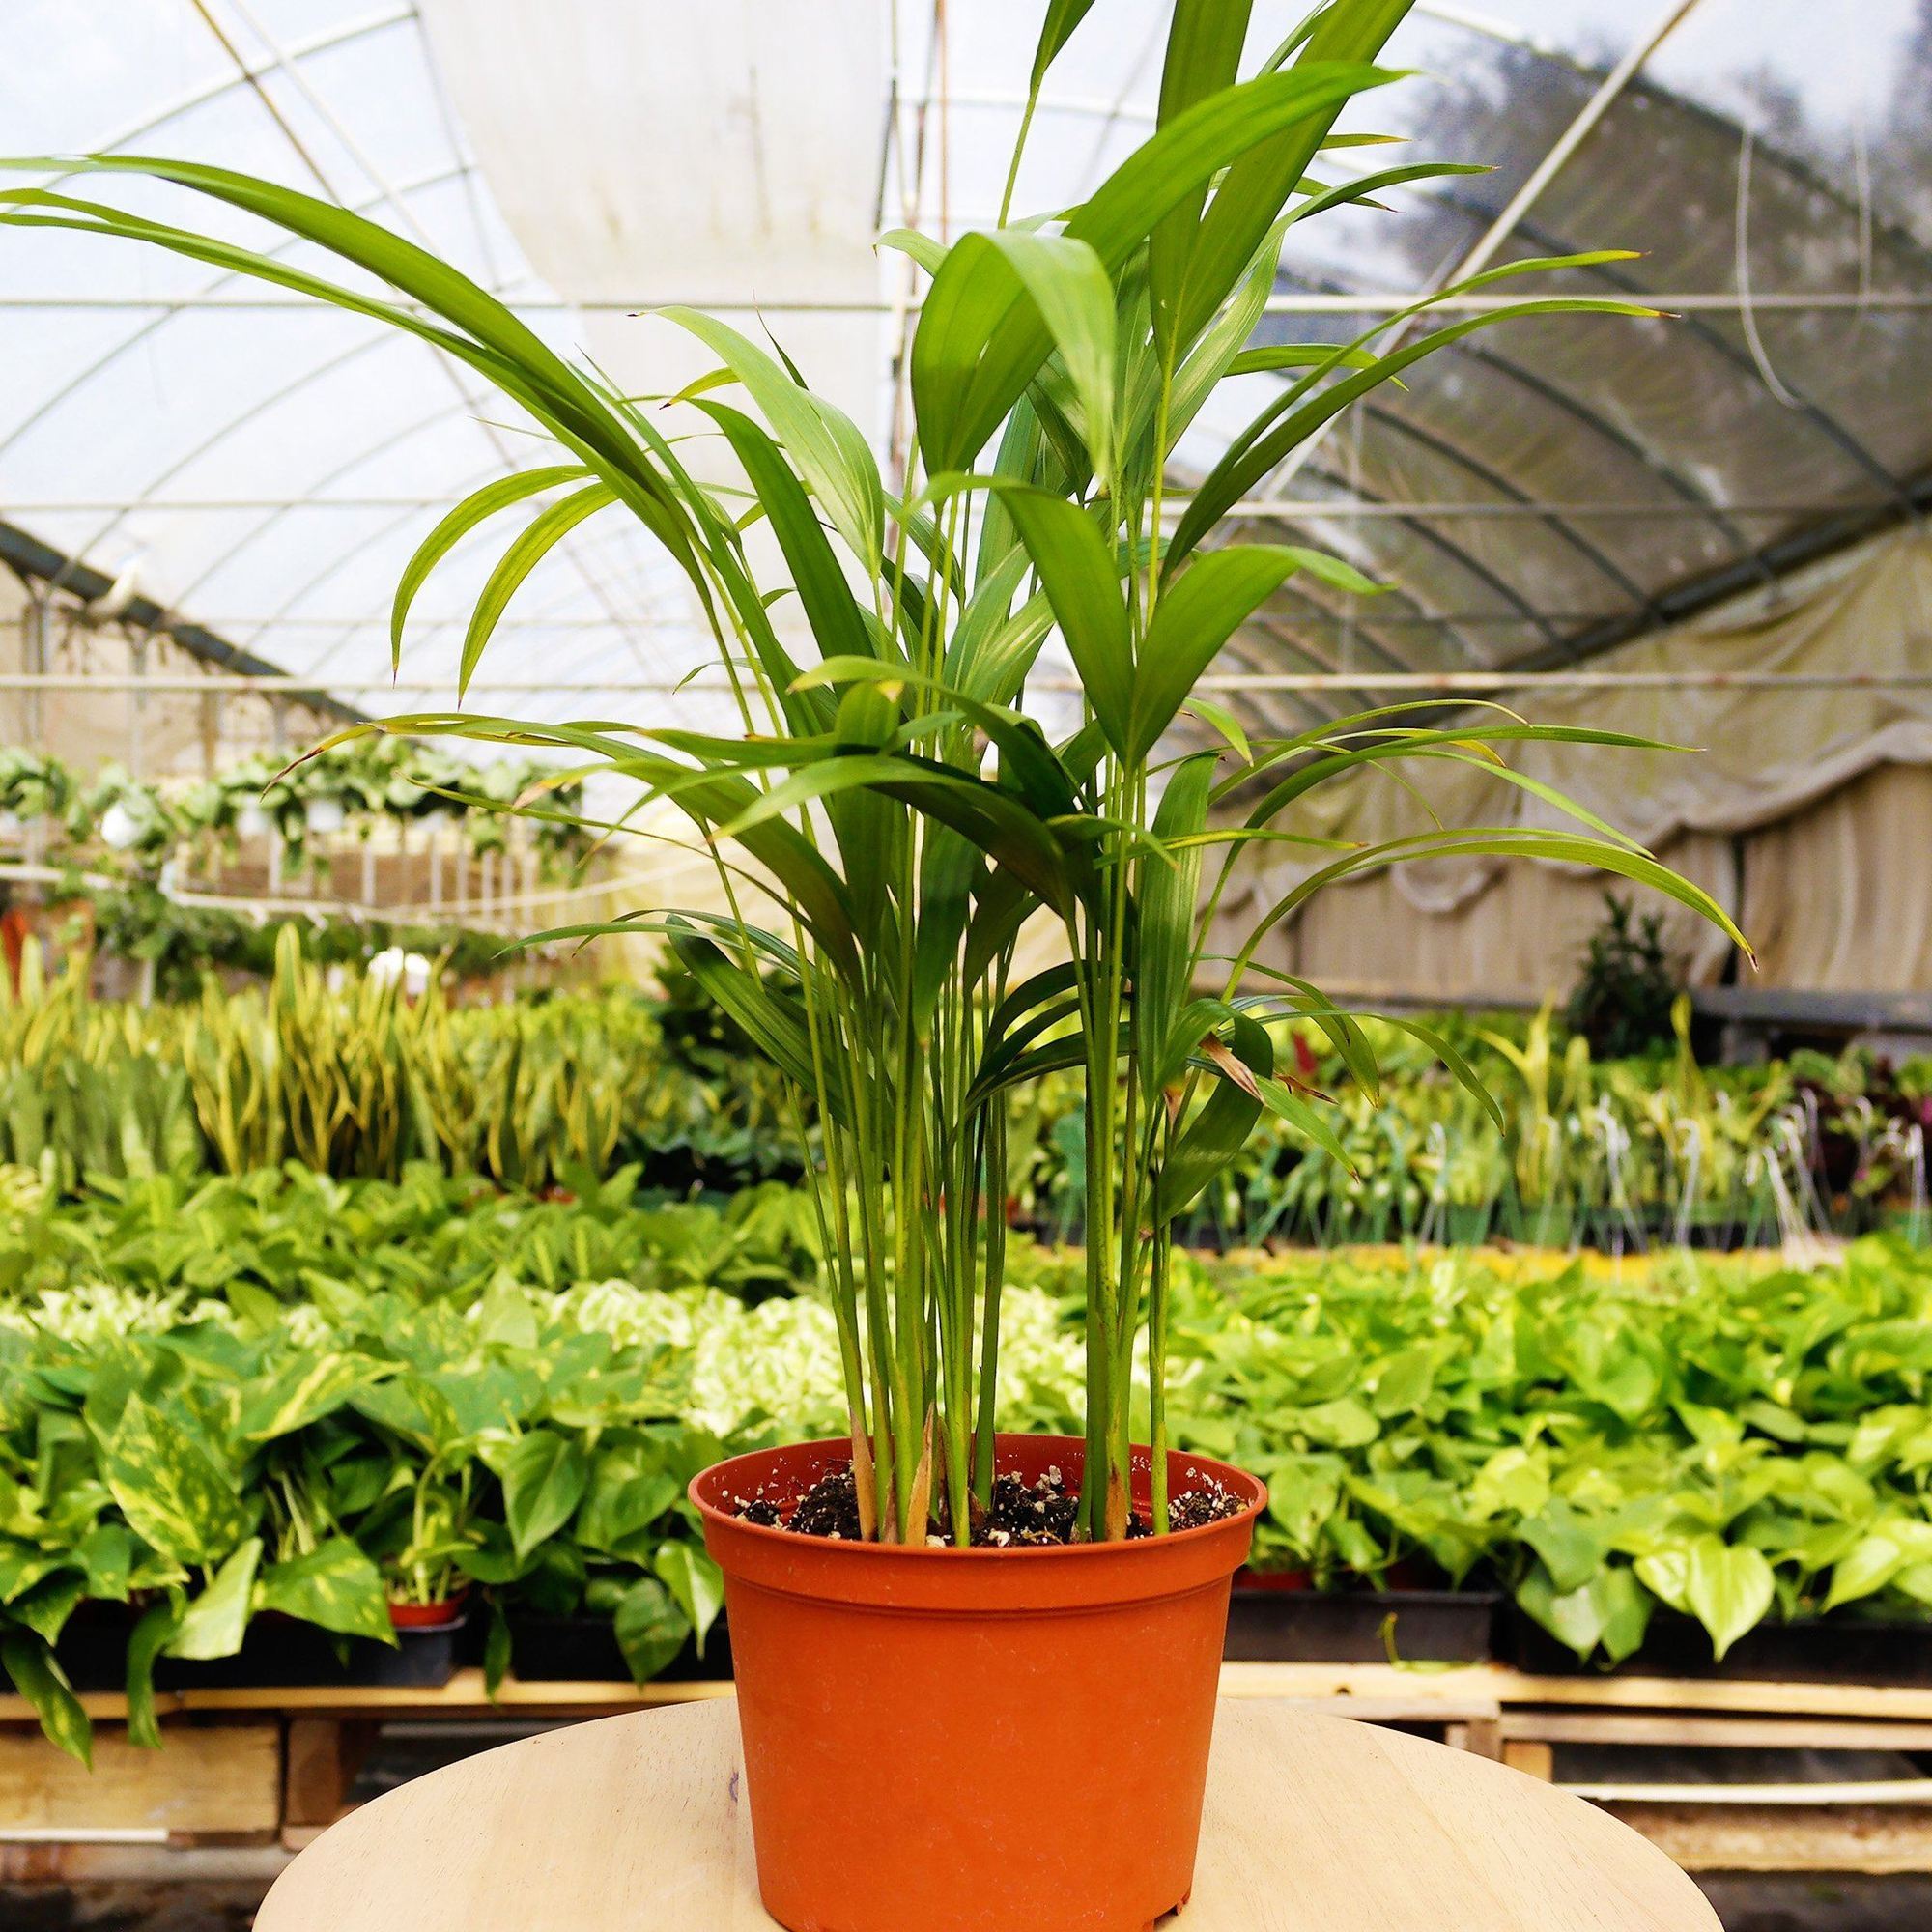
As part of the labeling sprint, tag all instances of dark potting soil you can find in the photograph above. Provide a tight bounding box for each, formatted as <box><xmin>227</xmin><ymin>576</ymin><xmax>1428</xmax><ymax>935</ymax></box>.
<box><xmin>729</xmin><ymin>1462</ymin><xmax>1243</xmax><ymax>1547</ymax></box>
<box><xmin>788</xmin><ymin>1468</ymin><xmax>864</xmax><ymax>1540</ymax></box>
<box><xmin>1167</xmin><ymin>1485</ymin><xmax>1244</xmax><ymax>1534</ymax></box>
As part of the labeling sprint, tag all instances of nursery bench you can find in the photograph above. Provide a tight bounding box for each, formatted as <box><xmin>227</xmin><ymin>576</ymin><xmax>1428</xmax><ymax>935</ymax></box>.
<box><xmin>4</xmin><ymin>1664</ymin><xmax>1932</xmax><ymax>1884</ymax></box>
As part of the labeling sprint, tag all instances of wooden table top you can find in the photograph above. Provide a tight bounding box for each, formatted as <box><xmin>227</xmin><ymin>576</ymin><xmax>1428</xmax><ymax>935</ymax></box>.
<box><xmin>256</xmin><ymin>1697</ymin><xmax>1720</xmax><ymax>1931</ymax></box>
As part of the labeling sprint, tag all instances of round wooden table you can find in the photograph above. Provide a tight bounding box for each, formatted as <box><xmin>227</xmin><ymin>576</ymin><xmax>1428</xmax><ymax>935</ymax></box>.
<box><xmin>256</xmin><ymin>1698</ymin><xmax>1720</xmax><ymax>1930</ymax></box>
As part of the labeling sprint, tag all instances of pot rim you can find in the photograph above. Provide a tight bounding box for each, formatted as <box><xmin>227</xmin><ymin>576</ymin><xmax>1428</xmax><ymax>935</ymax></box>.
<box><xmin>689</xmin><ymin>1432</ymin><xmax>1265</xmax><ymax>1562</ymax></box>
<box><xmin>387</xmin><ymin>1591</ymin><xmax>470</xmax><ymax>1632</ymax></box>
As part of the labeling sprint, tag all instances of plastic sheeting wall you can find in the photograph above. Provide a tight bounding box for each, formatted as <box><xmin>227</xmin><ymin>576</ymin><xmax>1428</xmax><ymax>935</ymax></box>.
<box><xmin>1250</xmin><ymin>760</ymin><xmax>1932</xmax><ymax>1001</ymax></box>
<box><xmin>1742</xmin><ymin>763</ymin><xmax>1932</xmax><ymax>991</ymax></box>
<box><xmin>0</xmin><ymin>583</ymin><xmax>225</xmax><ymax>782</ymax></box>
<box><xmin>1258</xmin><ymin>829</ymin><xmax>1740</xmax><ymax>1003</ymax></box>
<box><xmin>0</xmin><ymin>574</ymin><xmax>28</xmax><ymax>753</ymax></box>
<box><xmin>1214</xmin><ymin>528</ymin><xmax>1932</xmax><ymax>999</ymax></box>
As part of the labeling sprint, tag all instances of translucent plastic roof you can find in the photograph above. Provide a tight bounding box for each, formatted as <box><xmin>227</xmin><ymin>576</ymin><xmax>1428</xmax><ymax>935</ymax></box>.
<box><xmin>4</xmin><ymin>0</ymin><xmax>1930</xmax><ymax>731</ymax></box>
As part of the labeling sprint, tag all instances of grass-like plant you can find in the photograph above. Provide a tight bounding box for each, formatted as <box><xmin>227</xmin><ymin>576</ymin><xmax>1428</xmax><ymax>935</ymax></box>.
<box><xmin>3</xmin><ymin>0</ymin><xmax>1746</xmax><ymax>1544</ymax></box>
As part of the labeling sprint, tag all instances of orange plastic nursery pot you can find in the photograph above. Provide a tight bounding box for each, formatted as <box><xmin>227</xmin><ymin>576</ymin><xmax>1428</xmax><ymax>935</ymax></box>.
<box><xmin>691</xmin><ymin>1432</ymin><xmax>1264</xmax><ymax>1932</ymax></box>
<box><xmin>386</xmin><ymin>1595</ymin><xmax>469</xmax><ymax>1632</ymax></box>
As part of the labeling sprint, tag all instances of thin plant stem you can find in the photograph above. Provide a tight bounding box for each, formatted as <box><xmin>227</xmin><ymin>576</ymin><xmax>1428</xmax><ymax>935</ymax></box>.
<box><xmin>1148</xmin><ymin>1222</ymin><xmax>1172</xmax><ymax>1531</ymax></box>
<box><xmin>997</xmin><ymin>89</ymin><xmax>1039</xmax><ymax>229</ymax></box>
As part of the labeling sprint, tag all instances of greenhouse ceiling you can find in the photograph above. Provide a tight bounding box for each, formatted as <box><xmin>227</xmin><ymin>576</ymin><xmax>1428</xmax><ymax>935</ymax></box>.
<box><xmin>2</xmin><ymin>0</ymin><xmax>1929</xmax><ymax>732</ymax></box>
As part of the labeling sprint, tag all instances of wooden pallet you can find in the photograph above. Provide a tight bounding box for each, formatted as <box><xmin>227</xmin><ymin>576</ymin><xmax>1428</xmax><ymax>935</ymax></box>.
<box><xmin>1</xmin><ymin>1665</ymin><xmax>1930</xmax><ymax>1876</ymax></box>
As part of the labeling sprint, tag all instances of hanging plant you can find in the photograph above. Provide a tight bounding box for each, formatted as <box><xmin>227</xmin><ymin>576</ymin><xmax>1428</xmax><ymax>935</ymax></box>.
<box><xmin>74</xmin><ymin>766</ymin><xmax>178</xmax><ymax>868</ymax></box>
<box><xmin>179</xmin><ymin>752</ymin><xmax>303</xmax><ymax>854</ymax></box>
<box><xmin>0</xmin><ymin>748</ymin><xmax>76</xmax><ymax>835</ymax></box>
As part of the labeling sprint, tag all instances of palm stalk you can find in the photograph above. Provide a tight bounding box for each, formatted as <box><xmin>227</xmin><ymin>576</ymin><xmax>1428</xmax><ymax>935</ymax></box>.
<box><xmin>0</xmin><ymin>0</ymin><xmax>1750</xmax><ymax>1542</ymax></box>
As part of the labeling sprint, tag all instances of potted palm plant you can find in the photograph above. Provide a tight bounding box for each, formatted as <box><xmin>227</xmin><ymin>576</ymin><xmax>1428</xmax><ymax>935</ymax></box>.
<box><xmin>3</xmin><ymin>3</ymin><xmax>1748</xmax><ymax>1923</ymax></box>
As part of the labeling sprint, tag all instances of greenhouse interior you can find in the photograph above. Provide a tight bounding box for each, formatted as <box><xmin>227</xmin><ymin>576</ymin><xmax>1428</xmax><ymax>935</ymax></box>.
<box><xmin>3</xmin><ymin>2</ymin><xmax>1932</xmax><ymax>1929</ymax></box>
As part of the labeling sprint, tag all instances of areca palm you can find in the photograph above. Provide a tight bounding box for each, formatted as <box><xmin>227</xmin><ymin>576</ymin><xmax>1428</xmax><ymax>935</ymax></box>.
<box><xmin>1</xmin><ymin>0</ymin><xmax>1746</xmax><ymax>1544</ymax></box>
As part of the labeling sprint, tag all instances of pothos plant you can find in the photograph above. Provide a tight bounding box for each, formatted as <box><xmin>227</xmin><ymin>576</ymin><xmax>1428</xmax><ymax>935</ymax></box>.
<box><xmin>0</xmin><ymin>748</ymin><xmax>75</xmax><ymax>829</ymax></box>
<box><xmin>4</xmin><ymin>0</ymin><xmax>1747</xmax><ymax>1546</ymax></box>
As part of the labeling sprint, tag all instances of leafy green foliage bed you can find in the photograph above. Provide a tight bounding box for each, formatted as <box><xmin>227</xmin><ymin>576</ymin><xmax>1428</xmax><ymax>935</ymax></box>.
<box><xmin>0</xmin><ymin>1165</ymin><xmax>1075</xmax><ymax>1759</ymax></box>
<box><xmin>2</xmin><ymin>1161</ymin><xmax>1930</xmax><ymax>1756</ymax></box>
<box><xmin>1145</xmin><ymin>1241</ymin><xmax>1932</xmax><ymax>1664</ymax></box>
<box><xmin>1012</xmin><ymin>1008</ymin><xmax>1932</xmax><ymax>1249</ymax></box>
<box><xmin>0</xmin><ymin>944</ymin><xmax>796</xmax><ymax>1197</ymax></box>
<box><xmin>0</xmin><ymin>1165</ymin><xmax>822</xmax><ymax>1311</ymax></box>
<box><xmin>7</xmin><ymin>950</ymin><xmax>1928</xmax><ymax>1250</ymax></box>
